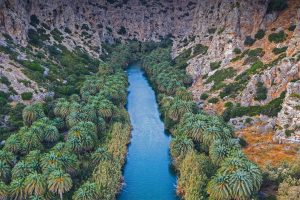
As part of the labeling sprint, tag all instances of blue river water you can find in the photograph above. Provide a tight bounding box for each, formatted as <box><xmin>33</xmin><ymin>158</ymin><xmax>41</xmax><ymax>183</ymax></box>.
<box><xmin>118</xmin><ymin>65</ymin><xmax>178</xmax><ymax>200</ymax></box>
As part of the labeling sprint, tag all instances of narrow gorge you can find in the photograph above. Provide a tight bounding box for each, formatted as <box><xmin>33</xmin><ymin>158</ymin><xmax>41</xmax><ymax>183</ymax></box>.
<box><xmin>0</xmin><ymin>0</ymin><xmax>300</xmax><ymax>199</ymax></box>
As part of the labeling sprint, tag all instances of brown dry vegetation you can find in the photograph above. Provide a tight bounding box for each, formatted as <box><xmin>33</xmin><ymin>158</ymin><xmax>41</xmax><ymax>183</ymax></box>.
<box><xmin>237</xmin><ymin>124</ymin><xmax>299</xmax><ymax>167</ymax></box>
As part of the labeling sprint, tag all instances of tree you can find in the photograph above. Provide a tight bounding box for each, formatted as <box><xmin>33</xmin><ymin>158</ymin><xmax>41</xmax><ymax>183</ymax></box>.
<box><xmin>207</xmin><ymin>174</ymin><xmax>231</xmax><ymax>200</ymax></box>
<box><xmin>0</xmin><ymin>181</ymin><xmax>8</xmax><ymax>200</ymax></box>
<box><xmin>24</xmin><ymin>172</ymin><xmax>47</xmax><ymax>196</ymax></box>
<box><xmin>168</xmin><ymin>99</ymin><xmax>195</xmax><ymax>121</ymax></box>
<box><xmin>9</xmin><ymin>178</ymin><xmax>26</xmax><ymax>200</ymax></box>
<box><xmin>4</xmin><ymin>134</ymin><xmax>22</xmax><ymax>154</ymax></box>
<box><xmin>54</xmin><ymin>99</ymin><xmax>70</xmax><ymax>119</ymax></box>
<box><xmin>72</xmin><ymin>181</ymin><xmax>98</xmax><ymax>200</ymax></box>
<box><xmin>170</xmin><ymin>135</ymin><xmax>194</xmax><ymax>166</ymax></box>
<box><xmin>12</xmin><ymin>161</ymin><xmax>35</xmax><ymax>180</ymax></box>
<box><xmin>0</xmin><ymin>150</ymin><xmax>15</xmax><ymax>166</ymax></box>
<box><xmin>22</xmin><ymin>103</ymin><xmax>45</xmax><ymax>126</ymax></box>
<box><xmin>0</xmin><ymin>161</ymin><xmax>11</xmax><ymax>182</ymax></box>
<box><xmin>47</xmin><ymin>170</ymin><xmax>72</xmax><ymax>200</ymax></box>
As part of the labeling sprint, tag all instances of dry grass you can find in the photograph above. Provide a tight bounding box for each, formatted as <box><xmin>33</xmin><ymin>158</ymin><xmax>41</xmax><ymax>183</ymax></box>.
<box><xmin>237</xmin><ymin>125</ymin><xmax>299</xmax><ymax>167</ymax></box>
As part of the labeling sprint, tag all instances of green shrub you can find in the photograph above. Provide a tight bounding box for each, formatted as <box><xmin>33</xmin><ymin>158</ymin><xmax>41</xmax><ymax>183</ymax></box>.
<box><xmin>30</xmin><ymin>15</ymin><xmax>40</xmax><ymax>27</ymax></box>
<box><xmin>223</xmin><ymin>91</ymin><xmax>285</xmax><ymax>121</ymax></box>
<box><xmin>0</xmin><ymin>76</ymin><xmax>11</xmax><ymax>86</ymax></box>
<box><xmin>28</xmin><ymin>28</ymin><xmax>50</xmax><ymax>46</ymax></box>
<box><xmin>50</xmin><ymin>28</ymin><xmax>64</xmax><ymax>43</ymax></box>
<box><xmin>118</xmin><ymin>26</ymin><xmax>127</xmax><ymax>35</ymax></box>
<box><xmin>210</xmin><ymin>61</ymin><xmax>221</xmax><ymax>70</ymax></box>
<box><xmin>206</xmin><ymin>67</ymin><xmax>237</xmax><ymax>84</ymax></box>
<box><xmin>244</xmin><ymin>36</ymin><xmax>256</xmax><ymax>46</ymax></box>
<box><xmin>254</xmin><ymin>81</ymin><xmax>267</xmax><ymax>101</ymax></box>
<box><xmin>208</xmin><ymin>28</ymin><xmax>217</xmax><ymax>34</ymax></box>
<box><xmin>248</xmin><ymin>48</ymin><xmax>264</xmax><ymax>57</ymax></box>
<box><xmin>268</xmin><ymin>31</ymin><xmax>286</xmax><ymax>43</ymax></box>
<box><xmin>64</xmin><ymin>27</ymin><xmax>72</xmax><ymax>34</ymax></box>
<box><xmin>290</xmin><ymin>93</ymin><xmax>300</xmax><ymax>99</ymax></box>
<box><xmin>233</xmin><ymin>48</ymin><xmax>242</xmax><ymax>54</ymax></box>
<box><xmin>272</xmin><ymin>46</ymin><xmax>288</xmax><ymax>55</ymax></box>
<box><xmin>81</xmin><ymin>24</ymin><xmax>90</xmax><ymax>31</ymax></box>
<box><xmin>255</xmin><ymin>29</ymin><xmax>266</xmax><ymax>40</ymax></box>
<box><xmin>21</xmin><ymin>60</ymin><xmax>44</xmax><ymax>72</ymax></box>
<box><xmin>285</xmin><ymin>129</ymin><xmax>294</xmax><ymax>137</ymax></box>
<box><xmin>267</xmin><ymin>0</ymin><xmax>288</xmax><ymax>13</ymax></box>
<box><xmin>288</xmin><ymin>24</ymin><xmax>296</xmax><ymax>32</ymax></box>
<box><xmin>224</xmin><ymin>101</ymin><xmax>233</xmax><ymax>108</ymax></box>
<box><xmin>21</xmin><ymin>92</ymin><xmax>33</xmax><ymax>100</ymax></box>
<box><xmin>200</xmin><ymin>93</ymin><xmax>209</xmax><ymax>100</ymax></box>
<box><xmin>193</xmin><ymin>44</ymin><xmax>208</xmax><ymax>56</ymax></box>
<box><xmin>208</xmin><ymin>97</ymin><xmax>219</xmax><ymax>104</ymax></box>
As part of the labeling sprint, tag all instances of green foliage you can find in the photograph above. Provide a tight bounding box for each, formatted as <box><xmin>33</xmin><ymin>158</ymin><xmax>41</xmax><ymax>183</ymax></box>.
<box><xmin>30</xmin><ymin>15</ymin><xmax>40</xmax><ymax>27</ymax></box>
<box><xmin>254</xmin><ymin>81</ymin><xmax>267</xmax><ymax>101</ymax></box>
<box><xmin>255</xmin><ymin>29</ymin><xmax>266</xmax><ymax>40</ymax></box>
<box><xmin>208</xmin><ymin>28</ymin><xmax>217</xmax><ymax>34</ymax></box>
<box><xmin>244</xmin><ymin>36</ymin><xmax>256</xmax><ymax>46</ymax></box>
<box><xmin>21</xmin><ymin>92</ymin><xmax>33</xmax><ymax>100</ymax></box>
<box><xmin>210</xmin><ymin>61</ymin><xmax>221</xmax><ymax>70</ymax></box>
<box><xmin>248</xmin><ymin>48</ymin><xmax>264</xmax><ymax>57</ymax></box>
<box><xmin>208</xmin><ymin>97</ymin><xmax>219</xmax><ymax>104</ymax></box>
<box><xmin>223</xmin><ymin>91</ymin><xmax>286</xmax><ymax>121</ymax></box>
<box><xmin>21</xmin><ymin>60</ymin><xmax>44</xmax><ymax>72</ymax></box>
<box><xmin>267</xmin><ymin>0</ymin><xmax>288</xmax><ymax>13</ymax></box>
<box><xmin>233</xmin><ymin>48</ymin><xmax>242</xmax><ymax>54</ymax></box>
<box><xmin>200</xmin><ymin>93</ymin><xmax>209</xmax><ymax>100</ymax></box>
<box><xmin>117</xmin><ymin>26</ymin><xmax>127</xmax><ymax>35</ymax></box>
<box><xmin>50</xmin><ymin>28</ymin><xmax>63</xmax><ymax>43</ymax></box>
<box><xmin>28</xmin><ymin>28</ymin><xmax>50</xmax><ymax>46</ymax></box>
<box><xmin>0</xmin><ymin>76</ymin><xmax>11</xmax><ymax>86</ymax></box>
<box><xmin>272</xmin><ymin>46</ymin><xmax>288</xmax><ymax>55</ymax></box>
<box><xmin>193</xmin><ymin>44</ymin><xmax>208</xmax><ymax>56</ymax></box>
<box><xmin>206</xmin><ymin>67</ymin><xmax>237</xmax><ymax>90</ymax></box>
<box><xmin>268</xmin><ymin>31</ymin><xmax>286</xmax><ymax>43</ymax></box>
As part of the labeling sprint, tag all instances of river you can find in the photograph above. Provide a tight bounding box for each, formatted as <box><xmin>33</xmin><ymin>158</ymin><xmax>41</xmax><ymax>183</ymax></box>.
<box><xmin>118</xmin><ymin>65</ymin><xmax>178</xmax><ymax>200</ymax></box>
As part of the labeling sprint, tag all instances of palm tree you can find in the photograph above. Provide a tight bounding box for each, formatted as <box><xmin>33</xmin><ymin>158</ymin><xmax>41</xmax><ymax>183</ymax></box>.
<box><xmin>72</xmin><ymin>181</ymin><xmax>98</xmax><ymax>200</ymax></box>
<box><xmin>41</xmin><ymin>152</ymin><xmax>61</xmax><ymax>175</ymax></box>
<box><xmin>94</xmin><ymin>99</ymin><xmax>115</xmax><ymax>120</ymax></box>
<box><xmin>29</xmin><ymin>195</ymin><xmax>46</xmax><ymax>200</ymax></box>
<box><xmin>209</xmin><ymin>140</ymin><xmax>228</xmax><ymax>166</ymax></box>
<box><xmin>4</xmin><ymin>134</ymin><xmax>22</xmax><ymax>154</ymax></box>
<box><xmin>54</xmin><ymin>99</ymin><xmax>70</xmax><ymax>119</ymax></box>
<box><xmin>0</xmin><ymin>150</ymin><xmax>15</xmax><ymax>166</ymax></box>
<box><xmin>47</xmin><ymin>170</ymin><xmax>72</xmax><ymax>200</ymax></box>
<box><xmin>207</xmin><ymin>174</ymin><xmax>232</xmax><ymax>200</ymax></box>
<box><xmin>0</xmin><ymin>161</ymin><xmax>10</xmax><ymax>182</ymax></box>
<box><xmin>24</xmin><ymin>172</ymin><xmax>47</xmax><ymax>196</ymax></box>
<box><xmin>22</xmin><ymin>104</ymin><xmax>45</xmax><ymax>126</ymax></box>
<box><xmin>243</xmin><ymin>162</ymin><xmax>262</xmax><ymax>191</ymax></box>
<box><xmin>12</xmin><ymin>161</ymin><xmax>35</xmax><ymax>180</ymax></box>
<box><xmin>91</xmin><ymin>148</ymin><xmax>112</xmax><ymax>165</ymax></box>
<box><xmin>21</xmin><ymin>131</ymin><xmax>43</xmax><ymax>154</ymax></box>
<box><xmin>175</xmin><ymin>87</ymin><xmax>194</xmax><ymax>101</ymax></box>
<box><xmin>9</xmin><ymin>178</ymin><xmax>26</xmax><ymax>200</ymax></box>
<box><xmin>43</xmin><ymin>125</ymin><xmax>59</xmax><ymax>143</ymax></box>
<box><xmin>228</xmin><ymin>170</ymin><xmax>253</xmax><ymax>199</ymax></box>
<box><xmin>170</xmin><ymin>136</ymin><xmax>194</xmax><ymax>165</ymax></box>
<box><xmin>0</xmin><ymin>181</ymin><xmax>8</xmax><ymax>200</ymax></box>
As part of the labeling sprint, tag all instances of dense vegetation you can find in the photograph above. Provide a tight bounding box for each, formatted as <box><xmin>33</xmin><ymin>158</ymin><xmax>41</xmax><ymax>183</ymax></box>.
<box><xmin>0</xmin><ymin>47</ymin><xmax>131</xmax><ymax>199</ymax></box>
<box><xmin>142</xmin><ymin>46</ymin><xmax>262</xmax><ymax>199</ymax></box>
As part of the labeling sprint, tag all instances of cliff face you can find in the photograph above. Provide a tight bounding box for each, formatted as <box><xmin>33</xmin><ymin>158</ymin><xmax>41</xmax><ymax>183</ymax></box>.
<box><xmin>1</xmin><ymin>0</ymin><xmax>300</xmax><ymax>143</ymax></box>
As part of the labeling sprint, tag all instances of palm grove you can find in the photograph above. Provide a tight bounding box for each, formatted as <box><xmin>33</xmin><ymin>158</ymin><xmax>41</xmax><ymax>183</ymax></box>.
<box><xmin>0</xmin><ymin>53</ymin><xmax>131</xmax><ymax>199</ymax></box>
<box><xmin>0</xmin><ymin>36</ymin><xmax>263</xmax><ymax>199</ymax></box>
